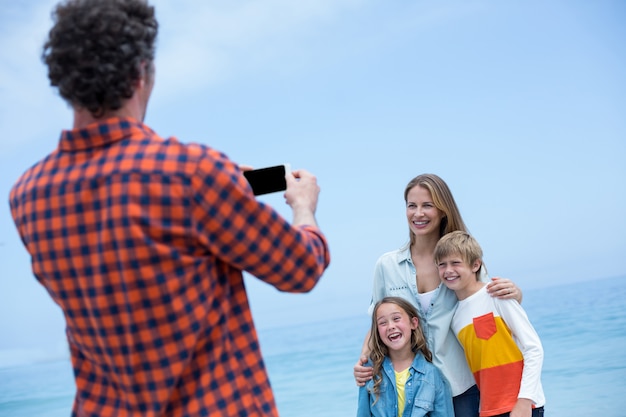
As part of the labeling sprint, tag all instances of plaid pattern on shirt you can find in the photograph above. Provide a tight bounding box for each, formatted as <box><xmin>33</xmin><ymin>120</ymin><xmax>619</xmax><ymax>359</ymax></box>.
<box><xmin>9</xmin><ymin>117</ymin><xmax>330</xmax><ymax>417</ymax></box>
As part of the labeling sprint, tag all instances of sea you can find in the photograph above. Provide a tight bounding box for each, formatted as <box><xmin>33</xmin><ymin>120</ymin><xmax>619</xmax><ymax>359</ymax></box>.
<box><xmin>1</xmin><ymin>276</ymin><xmax>625</xmax><ymax>417</ymax></box>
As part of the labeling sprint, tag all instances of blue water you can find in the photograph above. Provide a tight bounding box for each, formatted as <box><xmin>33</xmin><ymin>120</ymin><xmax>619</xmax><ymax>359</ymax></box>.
<box><xmin>1</xmin><ymin>276</ymin><xmax>625</xmax><ymax>416</ymax></box>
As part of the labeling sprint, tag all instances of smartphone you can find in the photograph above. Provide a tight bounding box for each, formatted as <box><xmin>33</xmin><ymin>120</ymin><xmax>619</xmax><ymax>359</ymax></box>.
<box><xmin>243</xmin><ymin>164</ymin><xmax>290</xmax><ymax>196</ymax></box>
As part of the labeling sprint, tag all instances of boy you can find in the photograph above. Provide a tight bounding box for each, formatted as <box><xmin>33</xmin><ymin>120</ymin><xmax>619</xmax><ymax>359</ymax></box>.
<box><xmin>434</xmin><ymin>231</ymin><xmax>545</xmax><ymax>417</ymax></box>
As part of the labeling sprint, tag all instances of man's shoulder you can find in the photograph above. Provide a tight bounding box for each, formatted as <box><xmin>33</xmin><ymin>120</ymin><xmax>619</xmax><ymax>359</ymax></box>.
<box><xmin>9</xmin><ymin>151</ymin><xmax>57</xmax><ymax>198</ymax></box>
<box><xmin>137</xmin><ymin>131</ymin><xmax>229</xmax><ymax>171</ymax></box>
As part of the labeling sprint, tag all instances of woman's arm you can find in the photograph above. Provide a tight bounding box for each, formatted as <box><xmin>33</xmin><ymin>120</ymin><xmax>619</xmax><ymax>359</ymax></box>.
<box><xmin>353</xmin><ymin>329</ymin><xmax>373</xmax><ymax>386</ymax></box>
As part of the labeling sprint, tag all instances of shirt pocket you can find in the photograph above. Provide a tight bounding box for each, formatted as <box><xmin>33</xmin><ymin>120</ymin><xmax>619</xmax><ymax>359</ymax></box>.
<box><xmin>367</xmin><ymin>382</ymin><xmax>390</xmax><ymax>411</ymax></box>
<box><xmin>473</xmin><ymin>312</ymin><xmax>497</xmax><ymax>340</ymax></box>
<box><xmin>411</xmin><ymin>399</ymin><xmax>434</xmax><ymax>416</ymax></box>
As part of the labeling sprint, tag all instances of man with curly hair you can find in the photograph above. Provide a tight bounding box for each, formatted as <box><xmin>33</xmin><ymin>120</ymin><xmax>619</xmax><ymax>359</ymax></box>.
<box><xmin>9</xmin><ymin>1</ymin><xmax>331</xmax><ymax>416</ymax></box>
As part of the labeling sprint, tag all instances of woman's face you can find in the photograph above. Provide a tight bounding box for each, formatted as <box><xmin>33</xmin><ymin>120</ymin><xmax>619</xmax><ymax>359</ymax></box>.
<box><xmin>405</xmin><ymin>185</ymin><xmax>446</xmax><ymax>239</ymax></box>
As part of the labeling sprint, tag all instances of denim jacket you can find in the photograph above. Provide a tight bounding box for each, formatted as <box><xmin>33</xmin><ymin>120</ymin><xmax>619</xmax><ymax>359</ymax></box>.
<box><xmin>356</xmin><ymin>354</ymin><xmax>454</xmax><ymax>417</ymax></box>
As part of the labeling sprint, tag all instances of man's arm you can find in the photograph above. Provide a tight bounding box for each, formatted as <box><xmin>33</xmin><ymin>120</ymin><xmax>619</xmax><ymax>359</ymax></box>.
<box><xmin>192</xmin><ymin>152</ymin><xmax>330</xmax><ymax>292</ymax></box>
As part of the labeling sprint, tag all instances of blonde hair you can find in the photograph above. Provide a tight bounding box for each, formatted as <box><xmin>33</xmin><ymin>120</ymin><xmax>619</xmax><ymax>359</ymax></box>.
<box><xmin>433</xmin><ymin>231</ymin><xmax>483</xmax><ymax>278</ymax></box>
<box><xmin>368</xmin><ymin>297</ymin><xmax>432</xmax><ymax>402</ymax></box>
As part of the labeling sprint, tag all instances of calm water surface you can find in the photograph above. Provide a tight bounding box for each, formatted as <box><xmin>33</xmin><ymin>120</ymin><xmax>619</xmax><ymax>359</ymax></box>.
<box><xmin>1</xmin><ymin>276</ymin><xmax>625</xmax><ymax>416</ymax></box>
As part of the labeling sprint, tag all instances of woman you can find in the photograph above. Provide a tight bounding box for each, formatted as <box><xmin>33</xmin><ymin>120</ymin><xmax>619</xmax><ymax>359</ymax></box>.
<box><xmin>354</xmin><ymin>174</ymin><xmax>522</xmax><ymax>417</ymax></box>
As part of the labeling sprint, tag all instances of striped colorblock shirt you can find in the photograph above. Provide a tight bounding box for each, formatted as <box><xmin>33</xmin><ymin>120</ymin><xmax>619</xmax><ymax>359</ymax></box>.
<box><xmin>452</xmin><ymin>286</ymin><xmax>545</xmax><ymax>416</ymax></box>
<box><xmin>9</xmin><ymin>117</ymin><xmax>330</xmax><ymax>417</ymax></box>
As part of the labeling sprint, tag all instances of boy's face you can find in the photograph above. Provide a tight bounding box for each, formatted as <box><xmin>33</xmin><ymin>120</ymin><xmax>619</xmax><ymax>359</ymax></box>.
<box><xmin>437</xmin><ymin>254</ymin><xmax>482</xmax><ymax>299</ymax></box>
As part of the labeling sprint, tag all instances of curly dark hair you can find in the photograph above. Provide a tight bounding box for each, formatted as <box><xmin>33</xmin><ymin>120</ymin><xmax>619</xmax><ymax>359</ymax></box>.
<box><xmin>43</xmin><ymin>0</ymin><xmax>158</xmax><ymax>117</ymax></box>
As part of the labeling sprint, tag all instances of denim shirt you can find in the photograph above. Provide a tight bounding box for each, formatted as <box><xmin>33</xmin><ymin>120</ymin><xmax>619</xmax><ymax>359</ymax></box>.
<box><xmin>356</xmin><ymin>354</ymin><xmax>454</xmax><ymax>417</ymax></box>
<box><xmin>368</xmin><ymin>247</ymin><xmax>488</xmax><ymax>396</ymax></box>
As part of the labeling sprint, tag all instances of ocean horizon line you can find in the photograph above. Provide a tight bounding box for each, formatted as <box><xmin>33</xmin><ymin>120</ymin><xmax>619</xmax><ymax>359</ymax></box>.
<box><xmin>1</xmin><ymin>272</ymin><xmax>624</xmax><ymax>370</ymax></box>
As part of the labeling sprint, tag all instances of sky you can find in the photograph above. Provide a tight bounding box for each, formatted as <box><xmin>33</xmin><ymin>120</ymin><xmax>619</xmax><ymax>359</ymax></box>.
<box><xmin>0</xmin><ymin>0</ymin><xmax>625</xmax><ymax>360</ymax></box>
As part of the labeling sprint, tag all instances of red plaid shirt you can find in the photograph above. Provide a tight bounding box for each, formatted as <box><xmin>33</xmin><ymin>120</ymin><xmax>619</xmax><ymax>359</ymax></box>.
<box><xmin>10</xmin><ymin>117</ymin><xmax>330</xmax><ymax>417</ymax></box>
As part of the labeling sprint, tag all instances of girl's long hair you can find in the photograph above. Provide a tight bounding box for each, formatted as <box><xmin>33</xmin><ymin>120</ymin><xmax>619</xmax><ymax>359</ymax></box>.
<box><xmin>368</xmin><ymin>297</ymin><xmax>432</xmax><ymax>402</ymax></box>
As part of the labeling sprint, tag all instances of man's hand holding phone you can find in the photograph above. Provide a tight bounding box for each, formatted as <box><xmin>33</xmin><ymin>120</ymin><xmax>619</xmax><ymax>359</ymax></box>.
<box><xmin>242</xmin><ymin>163</ymin><xmax>320</xmax><ymax>228</ymax></box>
<box><xmin>284</xmin><ymin>169</ymin><xmax>320</xmax><ymax>227</ymax></box>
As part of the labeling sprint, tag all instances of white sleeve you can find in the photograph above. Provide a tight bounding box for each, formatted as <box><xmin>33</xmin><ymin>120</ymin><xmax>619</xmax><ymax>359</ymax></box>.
<box><xmin>495</xmin><ymin>299</ymin><xmax>544</xmax><ymax>404</ymax></box>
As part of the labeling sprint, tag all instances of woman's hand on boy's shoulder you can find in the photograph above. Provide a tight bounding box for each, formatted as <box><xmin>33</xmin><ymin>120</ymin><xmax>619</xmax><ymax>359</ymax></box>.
<box><xmin>486</xmin><ymin>277</ymin><xmax>523</xmax><ymax>303</ymax></box>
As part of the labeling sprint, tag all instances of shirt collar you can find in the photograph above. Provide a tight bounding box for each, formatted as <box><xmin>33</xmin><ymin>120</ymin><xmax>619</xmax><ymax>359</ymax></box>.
<box><xmin>58</xmin><ymin>117</ymin><xmax>149</xmax><ymax>152</ymax></box>
<box><xmin>382</xmin><ymin>353</ymin><xmax>429</xmax><ymax>376</ymax></box>
<box><xmin>397</xmin><ymin>245</ymin><xmax>412</xmax><ymax>265</ymax></box>
<box><xmin>409</xmin><ymin>352</ymin><xmax>429</xmax><ymax>375</ymax></box>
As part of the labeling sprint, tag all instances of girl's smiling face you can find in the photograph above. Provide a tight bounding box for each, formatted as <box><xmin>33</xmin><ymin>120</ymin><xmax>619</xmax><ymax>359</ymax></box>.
<box><xmin>376</xmin><ymin>302</ymin><xmax>419</xmax><ymax>353</ymax></box>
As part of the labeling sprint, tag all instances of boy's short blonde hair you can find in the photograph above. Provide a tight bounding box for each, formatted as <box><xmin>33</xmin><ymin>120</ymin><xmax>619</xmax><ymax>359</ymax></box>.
<box><xmin>433</xmin><ymin>231</ymin><xmax>483</xmax><ymax>276</ymax></box>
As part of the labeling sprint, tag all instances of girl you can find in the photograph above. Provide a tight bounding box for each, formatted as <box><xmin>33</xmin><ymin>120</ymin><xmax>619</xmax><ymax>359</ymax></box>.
<box><xmin>357</xmin><ymin>297</ymin><xmax>454</xmax><ymax>417</ymax></box>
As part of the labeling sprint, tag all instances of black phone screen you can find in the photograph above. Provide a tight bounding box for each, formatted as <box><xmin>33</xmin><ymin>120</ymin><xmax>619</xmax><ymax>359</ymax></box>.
<box><xmin>243</xmin><ymin>165</ymin><xmax>287</xmax><ymax>195</ymax></box>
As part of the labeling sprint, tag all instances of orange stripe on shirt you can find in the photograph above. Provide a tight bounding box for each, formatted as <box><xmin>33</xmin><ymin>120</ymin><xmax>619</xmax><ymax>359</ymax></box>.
<box><xmin>457</xmin><ymin>313</ymin><xmax>524</xmax><ymax>416</ymax></box>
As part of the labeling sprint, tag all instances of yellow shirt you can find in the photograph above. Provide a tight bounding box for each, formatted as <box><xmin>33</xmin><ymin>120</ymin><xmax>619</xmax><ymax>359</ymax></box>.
<box><xmin>394</xmin><ymin>368</ymin><xmax>411</xmax><ymax>417</ymax></box>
